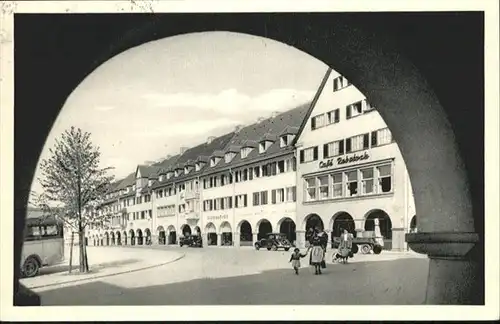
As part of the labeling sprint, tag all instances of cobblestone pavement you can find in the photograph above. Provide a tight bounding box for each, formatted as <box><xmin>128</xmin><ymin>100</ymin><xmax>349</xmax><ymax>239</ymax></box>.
<box><xmin>35</xmin><ymin>245</ymin><xmax>429</xmax><ymax>305</ymax></box>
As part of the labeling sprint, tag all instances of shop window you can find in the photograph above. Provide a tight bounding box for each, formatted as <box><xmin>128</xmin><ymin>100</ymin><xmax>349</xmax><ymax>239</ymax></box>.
<box><xmin>346</xmin><ymin>171</ymin><xmax>358</xmax><ymax>197</ymax></box>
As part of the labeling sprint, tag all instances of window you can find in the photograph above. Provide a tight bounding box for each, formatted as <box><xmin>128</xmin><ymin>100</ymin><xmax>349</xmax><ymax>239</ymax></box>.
<box><xmin>260</xmin><ymin>191</ymin><xmax>268</xmax><ymax>205</ymax></box>
<box><xmin>345</xmin><ymin>134</ymin><xmax>369</xmax><ymax>153</ymax></box>
<box><xmin>144</xmin><ymin>194</ymin><xmax>151</xmax><ymax>202</ymax></box>
<box><xmin>271</xmin><ymin>188</ymin><xmax>285</xmax><ymax>204</ymax></box>
<box><xmin>254</xmin><ymin>166</ymin><xmax>261</xmax><ymax>178</ymax></box>
<box><xmin>166</xmin><ymin>172</ymin><xmax>172</xmax><ymax>180</ymax></box>
<box><xmin>361</xmin><ymin>167</ymin><xmax>374</xmax><ymax>194</ymax></box>
<box><xmin>323</xmin><ymin>140</ymin><xmax>344</xmax><ymax>158</ymax></box>
<box><xmin>241</xmin><ymin>147</ymin><xmax>252</xmax><ymax>158</ymax></box>
<box><xmin>346</xmin><ymin>170</ymin><xmax>358</xmax><ymax>197</ymax></box>
<box><xmin>277</xmin><ymin>160</ymin><xmax>285</xmax><ymax>174</ymax></box>
<box><xmin>210</xmin><ymin>157</ymin><xmax>220</xmax><ymax>167</ymax></box>
<box><xmin>327</xmin><ymin>109</ymin><xmax>340</xmax><ymax>124</ymax></box>
<box><xmin>225</xmin><ymin>152</ymin><xmax>236</xmax><ymax>163</ymax></box>
<box><xmin>318</xmin><ymin>175</ymin><xmax>329</xmax><ymax>199</ymax></box>
<box><xmin>299</xmin><ymin>146</ymin><xmax>318</xmax><ymax>163</ymax></box>
<box><xmin>280</xmin><ymin>135</ymin><xmax>294</xmax><ymax>147</ymax></box>
<box><xmin>253</xmin><ymin>192</ymin><xmax>260</xmax><ymax>206</ymax></box>
<box><xmin>259</xmin><ymin>141</ymin><xmax>272</xmax><ymax>153</ymax></box>
<box><xmin>311</xmin><ymin>113</ymin><xmax>326</xmax><ymax>130</ymax></box>
<box><xmin>377</xmin><ymin>164</ymin><xmax>392</xmax><ymax>193</ymax></box>
<box><xmin>333</xmin><ymin>75</ymin><xmax>351</xmax><ymax>91</ymax></box>
<box><xmin>195</xmin><ymin>163</ymin><xmax>201</xmax><ymax>172</ymax></box>
<box><xmin>235</xmin><ymin>194</ymin><xmax>247</xmax><ymax>208</ymax></box>
<box><xmin>371</xmin><ymin>128</ymin><xmax>393</xmax><ymax>147</ymax></box>
<box><xmin>286</xmin><ymin>186</ymin><xmax>297</xmax><ymax>202</ymax></box>
<box><xmin>332</xmin><ymin>173</ymin><xmax>343</xmax><ymax>197</ymax></box>
<box><xmin>346</xmin><ymin>101</ymin><xmax>363</xmax><ymax>119</ymax></box>
<box><xmin>305</xmin><ymin>178</ymin><xmax>317</xmax><ymax>201</ymax></box>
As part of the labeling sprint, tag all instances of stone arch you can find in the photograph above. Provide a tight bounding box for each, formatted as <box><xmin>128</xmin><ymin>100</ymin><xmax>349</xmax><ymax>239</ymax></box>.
<box><xmin>180</xmin><ymin>224</ymin><xmax>191</xmax><ymax>237</ymax></box>
<box><xmin>219</xmin><ymin>221</ymin><xmax>233</xmax><ymax>246</ymax></box>
<box><xmin>110</xmin><ymin>231</ymin><xmax>115</xmax><ymax>245</ymax></box>
<box><xmin>129</xmin><ymin>229</ymin><xmax>135</xmax><ymax>246</ymax></box>
<box><xmin>116</xmin><ymin>231</ymin><xmax>121</xmax><ymax>245</ymax></box>
<box><xmin>136</xmin><ymin>228</ymin><xmax>144</xmax><ymax>245</ymax></box>
<box><xmin>364</xmin><ymin>209</ymin><xmax>393</xmax><ymax>249</ymax></box>
<box><xmin>237</xmin><ymin>220</ymin><xmax>252</xmax><ymax>246</ymax></box>
<box><xmin>157</xmin><ymin>226</ymin><xmax>166</xmax><ymax>245</ymax></box>
<box><xmin>104</xmin><ymin>231</ymin><xmax>109</xmax><ymax>246</ymax></box>
<box><xmin>144</xmin><ymin>228</ymin><xmax>151</xmax><ymax>245</ymax></box>
<box><xmin>205</xmin><ymin>222</ymin><xmax>217</xmax><ymax>246</ymax></box>
<box><xmin>277</xmin><ymin>217</ymin><xmax>296</xmax><ymax>243</ymax></box>
<box><xmin>256</xmin><ymin>218</ymin><xmax>273</xmax><ymax>240</ymax></box>
<box><xmin>193</xmin><ymin>226</ymin><xmax>201</xmax><ymax>235</ymax></box>
<box><xmin>329</xmin><ymin>212</ymin><xmax>356</xmax><ymax>238</ymax></box>
<box><xmin>167</xmin><ymin>225</ymin><xmax>177</xmax><ymax>245</ymax></box>
<box><xmin>122</xmin><ymin>231</ymin><xmax>128</xmax><ymax>245</ymax></box>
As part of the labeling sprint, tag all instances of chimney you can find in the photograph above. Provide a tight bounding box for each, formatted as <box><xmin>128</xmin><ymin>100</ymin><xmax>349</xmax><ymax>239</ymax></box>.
<box><xmin>207</xmin><ymin>136</ymin><xmax>216</xmax><ymax>144</ymax></box>
<box><xmin>271</xmin><ymin>111</ymin><xmax>280</xmax><ymax>118</ymax></box>
<box><xmin>257</xmin><ymin>117</ymin><xmax>265</xmax><ymax>123</ymax></box>
<box><xmin>234</xmin><ymin>125</ymin><xmax>243</xmax><ymax>133</ymax></box>
<box><xmin>180</xmin><ymin>146</ymin><xmax>189</xmax><ymax>155</ymax></box>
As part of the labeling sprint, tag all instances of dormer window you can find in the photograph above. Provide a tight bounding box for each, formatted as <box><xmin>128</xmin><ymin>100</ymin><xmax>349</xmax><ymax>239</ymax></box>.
<box><xmin>280</xmin><ymin>134</ymin><xmax>295</xmax><ymax>148</ymax></box>
<box><xmin>195</xmin><ymin>163</ymin><xmax>201</xmax><ymax>172</ymax></box>
<box><xmin>148</xmin><ymin>180</ymin><xmax>153</xmax><ymax>187</ymax></box>
<box><xmin>126</xmin><ymin>187</ymin><xmax>130</xmax><ymax>193</ymax></box>
<box><xmin>225</xmin><ymin>152</ymin><xmax>236</xmax><ymax>163</ymax></box>
<box><xmin>174</xmin><ymin>170</ymin><xmax>179</xmax><ymax>177</ymax></box>
<box><xmin>159</xmin><ymin>175</ymin><xmax>164</xmax><ymax>182</ymax></box>
<box><xmin>166</xmin><ymin>172</ymin><xmax>173</xmax><ymax>180</ymax></box>
<box><xmin>259</xmin><ymin>141</ymin><xmax>272</xmax><ymax>154</ymax></box>
<box><xmin>210</xmin><ymin>157</ymin><xmax>221</xmax><ymax>167</ymax></box>
<box><xmin>241</xmin><ymin>147</ymin><xmax>253</xmax><ymax>159</ymax></box>
<box><xmin>184</xmin><ymin>166</ymin><xmax>193</xmax><ymax>174</ymax></box>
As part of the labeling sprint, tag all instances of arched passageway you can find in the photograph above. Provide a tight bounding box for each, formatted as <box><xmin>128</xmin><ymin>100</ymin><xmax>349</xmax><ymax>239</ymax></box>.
<box><xmin>304</xmin><ymin>214</ymin><xmax>324</xmax><ymax>243</ymax></box>
<box><xmin>278</xmin><ymin>217</ymin><xmax>296</xmax><ymax>244</ymax></box>
<box><xmin>104</xmin><ymin>232</ymin><xmax>109</xmax><ymax>246</ymax></box>
<box><xmin>220</xmin><ymin>221</ymin><xmax>232</xmax><ymax>246</ymax></box>
<box><xmin>157</xmin><ymin>226</ymin><xmax>166</xmax><ymax>245</ymax></box>
<box><xmin>122</xmin><ymin>231</ymin><xmax>128</xmax><ymax>245</ymax></box>
<box><xmin>331</xmin><ymin>212</ymin><xmax>356</xmax><ymax>238</ymax></box>
<box><xmin>116</xmin><ymin>231</ymin><xmax>121</xmax><ymax>245</ymax></box>
<box><xmin>129</xmin><ymin>230</ymin><xmax>135</xmax><ymax>246</ymax></box>
<box><xmin>110</xmin><ymin>231</ymin><xmax>115</xmax><ymax>245</ymax></box>
<box><xmin>144</xmin><ymin>228</ymin><xmax>151</xmax><ymax>245</ymax></box>
<box><xmin>167</xmin><ymin>225</ymin><xmax>177</xmax><ymax>245</ymax></box>
<box><xmin>93</xmin><ymin>237</ymin><xmax>96</xmax><ymax>246</ymax></box>
<box><xmin>257</xmin><ymin>219</ymin><xmax>272</xmax><ymax>240</ymax></box>
<box><xmin>193</xmin><ymin>226</ymin><xmax>201</xmax><ymax>235</ymax></box>
<box><xmin>205</xmin><ymin>222</ymin><xmax>217</xmax><ymax>246</ymax></box>
<box><xmin>136</xmin><ymin>229</ymin><xmax>144</xmax><ymax>245</ymax></box>
<box><xmin>239</xmin><ymin>220</ymin><xmax>252</xmax><ymax>246</ymax></box>
<box><xmin>181</xmin><ymin>224</ymin><xmax>191</xmax><ymax>237</ymax></box>
<box><xmin>365</xmin><ymin>209</ymin><xmax>393</xmax><ymax>249</ymax></box>
<box><xmin>410</xmin><ymin>215</ymin><xmax>417</xmax><ymax>233</ymax></box>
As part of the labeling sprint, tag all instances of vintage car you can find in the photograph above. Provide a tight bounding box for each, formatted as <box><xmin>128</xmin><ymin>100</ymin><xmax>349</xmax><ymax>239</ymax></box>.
<box><xmin>179</xmin><ymin>235</ymin><xmax>202</xmax><ymax>248</ymax></box>
<box><xmin>254</xmin><ymin>233</ymin><xmax>293</xmax><ymax>251</ymax></box>
<box><xmin>331</xmin><ymin>236</ymin><xmax>383</xmax><ymax>255</ymax></box>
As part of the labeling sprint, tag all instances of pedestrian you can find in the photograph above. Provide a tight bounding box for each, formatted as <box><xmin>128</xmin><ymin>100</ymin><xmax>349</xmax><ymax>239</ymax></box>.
<box><xmin>289</xmin><ymin>247</ymin><xmax>310</xmax><ymax>275</ymax></box>
<box><xmin>338</xmin><ymin>229</ymin><xmax>353</xmax><ymax>264</ymax></box>
<box><xmin>309</xmin><ymin>234</ymin><xmax>325</xmax><ymax>275</ymax></box>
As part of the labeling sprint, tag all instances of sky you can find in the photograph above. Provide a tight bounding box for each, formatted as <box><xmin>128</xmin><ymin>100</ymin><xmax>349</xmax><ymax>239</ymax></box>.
<box><xmin>31</xmin><ymin>31</ymin><xmax>328</xmax><ymax>197</ymax></box>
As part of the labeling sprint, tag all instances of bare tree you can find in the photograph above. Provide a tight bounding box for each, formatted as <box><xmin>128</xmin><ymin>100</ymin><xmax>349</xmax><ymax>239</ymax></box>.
<box><xmin>37</xmin><ymin>127</ymin><xmax>114</xmax><ymax>273</ymax></box>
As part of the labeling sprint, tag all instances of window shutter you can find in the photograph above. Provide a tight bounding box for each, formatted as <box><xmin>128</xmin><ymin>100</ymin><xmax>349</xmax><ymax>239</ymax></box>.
<box><xmin>229</xmin><ymin>197</ymin><xmax>233</xmax><ymax>209</ymax></box>
<box><xmin>292</xmin><ymin>157</ymin><xmax>297</xmax><ymax>171</ymax></box>
<box><xmin>346</xmin><ymin>138</ymin><xmax>352</xmax><ymax>153</ymax></box>
<box><xmin>346</xmin><ymin>106</ymin><xmax>351</xmax><ymax>119</ymax></box>
<box><xmin>335</xmin><ymin>109</ymin><xmax>340</xmax><ymax>123</ymax></box>
<box><xmin>300</xmin><ymin>150</ymin><xmax>305</xmax><ymax>163</ymax></box>
<box><xmin>323</xmin><ymin>144</ymin><xmax>329</xmax><ymax>158</ymax></box>
<box><xmin>313</xmin><ymin>146</ymin><xmax>319</xmax><ymax>160</ymax></box>
<box><xmin>249</xmin><ymin>169</ymin><xmax>253</xmax><ymax>180</ymax></box>
<box><xmin>271</xmin><ymin>162</ymin><xmax>277</xmax><ymax>176</ymax></box>
<box><xmin>235</xmin><ymin>196</ymin><xmax>239</xmax><ymax>208</ymax></box>
<box><xmin>292</xmin><ymin>186</ymin><xmax>297</xmax><ymax>201</ymax></box>
<box><xmin>363</xmin><ymin>133</ymin><xmax>370</xmax><ymax>149</ymax></box>
<box><xmin>244</xmin><ymin>194</ymin><xmax>247</xmax><ymax>207</ymax></box>
<box><xmin>272</xmin><ymin>189</ymin><xmax>277</xmax><ymax>204</ymax></box>
<box><xmin>311</xmin><ymin>117</ymin><xmax>316</xmax><ymax>130</ymax></box>
<box><xmin>371</xmin><ymin>131</ymin><xmax>378</xmax><ymax>147</ymax></box>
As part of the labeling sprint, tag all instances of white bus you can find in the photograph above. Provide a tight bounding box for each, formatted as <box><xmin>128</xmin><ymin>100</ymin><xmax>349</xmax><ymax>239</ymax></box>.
<box><xmin>21</xmin><ymin>216</ymin><xmax>65</xmax><ymax>278</ymax></box>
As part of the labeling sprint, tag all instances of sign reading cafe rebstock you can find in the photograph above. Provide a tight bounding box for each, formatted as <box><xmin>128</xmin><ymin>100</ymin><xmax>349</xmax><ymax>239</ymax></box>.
<box><xmin>319</xmin><ymin>151</ymin><xmax>370</xmax><ymax>169</ymax></box>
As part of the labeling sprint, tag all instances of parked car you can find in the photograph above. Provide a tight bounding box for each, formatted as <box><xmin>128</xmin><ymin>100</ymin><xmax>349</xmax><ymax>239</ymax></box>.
<box><xmin>254</xmin><ymin>233</ymin><xmax>293</xmax><ymax>251</ymax></box>
<box><xmin>179</xmin><ymin>235</ymin><xmax>202</xmax><ymax>247</ymax></box>
<box><xmin>331</xmin><ymin>236</ymin><xmax>382</xmax><ymax>255</ymax></box>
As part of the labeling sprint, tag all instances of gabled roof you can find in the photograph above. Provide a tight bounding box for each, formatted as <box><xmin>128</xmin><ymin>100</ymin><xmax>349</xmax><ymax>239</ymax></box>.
<box><xmin>281</xmin><ymin>125</ymin><xmax>300</xmax><ymax>136</ymax></box>
<box><xmin>201</xmin><ymin>102</ymin><xmax>312</xmax><ymax>175</ymax></box>
<box><xmin>136</xmin><ymin>165</ymin><xmax>162</xmax><ymax>179</ymax></box>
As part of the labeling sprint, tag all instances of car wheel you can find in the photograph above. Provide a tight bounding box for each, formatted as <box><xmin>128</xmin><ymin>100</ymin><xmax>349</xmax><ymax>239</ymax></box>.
<box><xmin>373</xmin><ymin>245</ymin><xmax>382</xmax><ymax>254</ymax></box>
<box><xmin>254</xmin><ymin>243</ymin><xmax>260</xmax><ymax>250</ymax></box>
<box><xmin>361</xmin><ymin>244</ymin><xmax>372</xmax><ymax>254</ymax></box>
<box><xmin>23</xmin><ymin>257</ymin><xmax>40</xmax><ymax>278</ymax></box>
<box><xmin>352</xmin><ymin>244</ymin><xmax>359</xmax><ymax>254</ymax></box>
<box><xmin>271</xmin><ymin>245</ymin><xmax>278</xmax><ymax>251</ymax></box>
<box><xmin>284</xmin><ymin>247</ymin><xmax>290</xmax><ymax>252</ymax></box>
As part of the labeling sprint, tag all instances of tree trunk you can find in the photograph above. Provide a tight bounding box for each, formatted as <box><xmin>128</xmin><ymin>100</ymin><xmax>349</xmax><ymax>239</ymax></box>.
<box><xmin>78</xmin><ymin>230</ymin><xmax>89</xmax><ymax>273</ymax></box>
<box><xmin>69</xmin><ymin>232</ymin><xmax>74</xmax><ymax>273</ymax></box>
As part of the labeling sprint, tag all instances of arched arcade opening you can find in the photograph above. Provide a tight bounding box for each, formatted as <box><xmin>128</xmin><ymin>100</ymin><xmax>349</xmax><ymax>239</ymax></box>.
<box><xmin>110</xmin><ymin>231</ymin><xmax>115</xmax><ymax>245</ymax></box>
<box><xmin>122</xmin><ymin>231</ymin><xmax>128</xmax><ymax>245</ymax></box>
<box><xmin>365</xmin><ymin>209</ymin><xmax>393</xmax><ymax>250</ymax></box>
<box><xmin>257</xmin><ymin>219</ymin><xmax>272</xmax><ymax>240</ymax></box>
<box><xmin>238</xmin><ymin>220</ymin><xmax>252</xmax><ymax>246</ymax></box>
<box><xmin>167</xmin><ymin>225</ymin><xmax>177</xmax><ymax>245</ymax></box>
<box><xmin>116</xmin><ymin>231</ymin><xmax>122</xmax><ymax>245</ymax></box>
<box><xmin>104</xmin><ymin>232</ymin><xmax>109</xmax><ymax>246</ymax></box>
<box><xmin>304</xmin><ymin>214</ymin><xmax>324</xmax><ymax>243</ymax></box>
<box><xmin>193</xmin><ymin>226</ymin><xmax>201</xmax><ymax>236</ymax></box>
<box><xmin>205</xmin><ymin>222</ymin><xmax>217</xmax><ymax>246</ymax></box>
<box><xmin>278</xmin><ymin>217</ymin><xmax>296</xmax><ymax>244</ymax></box>
<box><xmin>144</xmin><ymin>228</ymin><xmax>151</xmax><ymax>245</ymax></box>
<box><xmin>157</xmin><ymin>226</ymin><xmax>166</xmax><ymax>245</ymax></box>
<box><xmin>220</xmin><ymin>221</ymin><xmax>232</xmax><ymax>246</ymax></box>
<box><xmin>331</xmin><ymin>212</ymin><xmax>356</xmax><ymax>238</ymax></box>
<box><xmin>129</xmin><ymin>229</ymin><xmax>135</xmax><ymax>246</ymax></box>
<box><xmin>181</xmin><ymin>224</ymin><xmax>191</xmax><ymax>237</ymax></box>
<box><xmin>136</xmin><ymin>229</ymin><xmax>144</xmax><ymax>245</ymax></box>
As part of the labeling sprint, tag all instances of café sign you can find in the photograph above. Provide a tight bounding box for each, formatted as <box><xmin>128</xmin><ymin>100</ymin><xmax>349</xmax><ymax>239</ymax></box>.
<box><xmin>319</xmin><ymin>151</ymin><xmax>370</xmax><ymax>169</ymax></box>
<box><xmin>207</xmin><ymin>214</ymin><xmax>229</xmax><ymax>221</ymax></box>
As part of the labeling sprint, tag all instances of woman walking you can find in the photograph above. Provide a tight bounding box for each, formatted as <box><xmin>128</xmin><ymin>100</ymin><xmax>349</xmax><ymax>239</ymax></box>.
<box><xmin>309</xmin><ymin>233</ymin><xmax>325</xmax><ymax>275</ymax></box>
<box><xmin>338</xmin><ymin>229</ymin><xmax>353</xmax><ymax>264</ymax></box>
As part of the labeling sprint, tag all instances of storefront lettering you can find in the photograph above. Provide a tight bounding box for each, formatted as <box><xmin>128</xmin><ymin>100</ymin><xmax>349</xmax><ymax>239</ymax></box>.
<box><xmin>207</xmin><ymin>214</ymin><xmax>229</xmax><ymax>221</ymax></box>
<box><xmin>319</xmin><ymin>151</ymin><xmax>370</xmax><ymax>169</ymax></box>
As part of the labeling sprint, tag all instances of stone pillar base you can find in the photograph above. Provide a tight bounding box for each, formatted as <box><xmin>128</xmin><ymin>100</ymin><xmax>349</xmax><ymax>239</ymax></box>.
<box><xmin>252</xmin><ymin>232</ymin><xmax>258</xmax><ymax>245</ymax></box>
<box><xmin>234</xmin><ymin>232</ymin><xmax>240</xmax><ymax>248</ymax></box>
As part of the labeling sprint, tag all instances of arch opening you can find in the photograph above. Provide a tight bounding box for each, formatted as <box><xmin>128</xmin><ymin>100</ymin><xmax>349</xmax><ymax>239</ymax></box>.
<box><xmin>331</xmin><ymin>212</ymin><xmax>356</xmax><ymax>238</ymax></box>
<box><xmin>239</xmin><ymin>220</ymin><xmax>252</xmax><ymax>246</ymax></box>
<box><xmin>205</xmin><ymin>222</ymin><xmax>217</xmax><ymax>246</ymax></box>
<box><xmin>104</xmin><ymin>232</ymin><xmax>110</xmax><ymax>246</ymax></box>
<box><xmin>365</xmin><ymin>209</ymin><xmax>393</xmax><ymax>250</ymax></box>
<box><xmin>220</xmin><ymin>221</ymin><xmax>232</xmax><ymax>246</ymax></box>
<box><xmin>167</xmin><ymin>225</ymin><xmax>177</xmax><ymax>245</ymax></box>
<box><xmin>194</xmin><ymin>226</ymin><xmax>201</xmax><ymax>236</ymax></box>
<box><xmin>122</xmin><ymin>231</ymin><xmax>128</xmax><ymax>245</ymax></box>
<box><xmin>136</xmin><ymin>229</ymin><xmax>144</xmax><ymax>245</ymax></box>
<box><xmin>304</xmin><ymin>214</ymin><xmax>324</xmax><ymax>243</ymax></box>
<box><xmin>110</xmin><ymin>231</ymin><xmax>115</xmax><ymax>245</ymax></box>
<box><xmin>278</xmin><ymin>217</ymin><xmax>296</xmax><ymax>244</ymax></box>
<box><xmin>257</xmin><ymin>219</ymin><xmax>272</xmax><ymax>240</ymax></box>
<box><xmin>157</xmin><ymin>226</ymin><xmax>166</xmax><ymax>245</ymax></box>
<box><xmin>129</xmin><ymin>229</ymin><xmax>135</xmax><ymax>246</ymax></box>
<box><xmin>181</xmin><ymin>224</ymin><xmax>192</xmax><ymax>237</ymax></box>
<box><xmin>116</xmin><ymin>231</ymin><xmax>121</xmax><ymax>245</ymax></box>
<box><xmin>144</xmin><ymin>228</ymin><xmax>151</xmax><ymax>245</ymax></box>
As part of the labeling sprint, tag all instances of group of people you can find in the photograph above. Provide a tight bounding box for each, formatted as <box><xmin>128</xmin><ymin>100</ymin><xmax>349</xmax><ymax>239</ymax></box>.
<box><xmin>289</xmin><ymin>227</ymin><xmax>354</xmax><ymax>275</ymax></box>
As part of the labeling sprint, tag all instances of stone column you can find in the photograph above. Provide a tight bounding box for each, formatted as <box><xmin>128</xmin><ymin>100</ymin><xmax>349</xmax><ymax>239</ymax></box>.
<box><xmin>233</xmin><ymin>232</ymin><xmax>240</xmax><ymax>248</ymax></box>
<box><xmin>217</xmin><ymin>233</ymin><xmax>222</xmax><ymax>247</ymax></box>
<box><xmin>201</xmin><ymin>232</ymin><xmax>207</xmax><ymax>248</ymax></box>
<box><xmin>296</xmin><ymin>230</ymin><xmax>306</xmax><ymax>249</ymax></box>
<box><xmin>152</xmin><ymin>234</ymin><xmax>159</xmax><ymax>245</ymax></box>
<box><xmin>252</xmin><ymin>232</ymin><xmax>258</xmax><ymax>245</ymax></box>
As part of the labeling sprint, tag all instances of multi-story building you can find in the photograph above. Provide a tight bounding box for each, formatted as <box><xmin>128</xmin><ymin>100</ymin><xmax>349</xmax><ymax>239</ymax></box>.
<box><xmin>87</xmin><ymin>67</ymin><xmax>416</xmax><ymax>252</ymax></box>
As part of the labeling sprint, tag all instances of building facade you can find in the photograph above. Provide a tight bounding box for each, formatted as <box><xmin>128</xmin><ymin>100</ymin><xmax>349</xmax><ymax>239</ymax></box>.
<box><xmin>87</xmin><ymin>68</ymin><xmax>416</xmax><ymax>252</ymax></box>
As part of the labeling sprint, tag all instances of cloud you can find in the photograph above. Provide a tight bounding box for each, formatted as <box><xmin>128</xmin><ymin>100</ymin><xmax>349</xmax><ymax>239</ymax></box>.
<box><xmin>131</xmin><ymin>118</ymin><xmax>241</xmax><ymax>139</ymax></box>
<box><xmin>94</xmin><ymin>105</ymin><xmax>116</xmax><ymax>112</ymax></box>
<box><xmin>141</xmin><ymin>88</ymin><xmax>315</xmax><ymax>116</ymax></box>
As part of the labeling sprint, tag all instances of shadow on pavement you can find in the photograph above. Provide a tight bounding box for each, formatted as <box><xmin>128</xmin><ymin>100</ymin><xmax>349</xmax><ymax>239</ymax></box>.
<box><xmin>38</xmin><ymin>259</ymin><xmax>141</xmax><ymax>277</ymax></box>
<box><xmin>37</xmin><ymin>258</ymin><xmax>428</xmax><ymax>305</ymax></box>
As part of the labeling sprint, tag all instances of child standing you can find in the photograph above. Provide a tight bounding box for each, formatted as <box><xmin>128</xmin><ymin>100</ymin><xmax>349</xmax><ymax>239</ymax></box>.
<box><xmin>289</xmin><ymin>247</ymin><xmax>310</xmax><ymax>275</ymax></box>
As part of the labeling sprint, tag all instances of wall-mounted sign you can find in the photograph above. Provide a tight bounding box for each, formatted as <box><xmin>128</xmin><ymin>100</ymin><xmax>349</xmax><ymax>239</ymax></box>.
<box><xmin>319</xmin><ymin>151</ymin><xmax>370</xmax><ymax>169</ymax></box>
<box><xmin>207</xmin><ymin>214</ymin><xmax>229</xmax><ymax>221</ymax></box>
